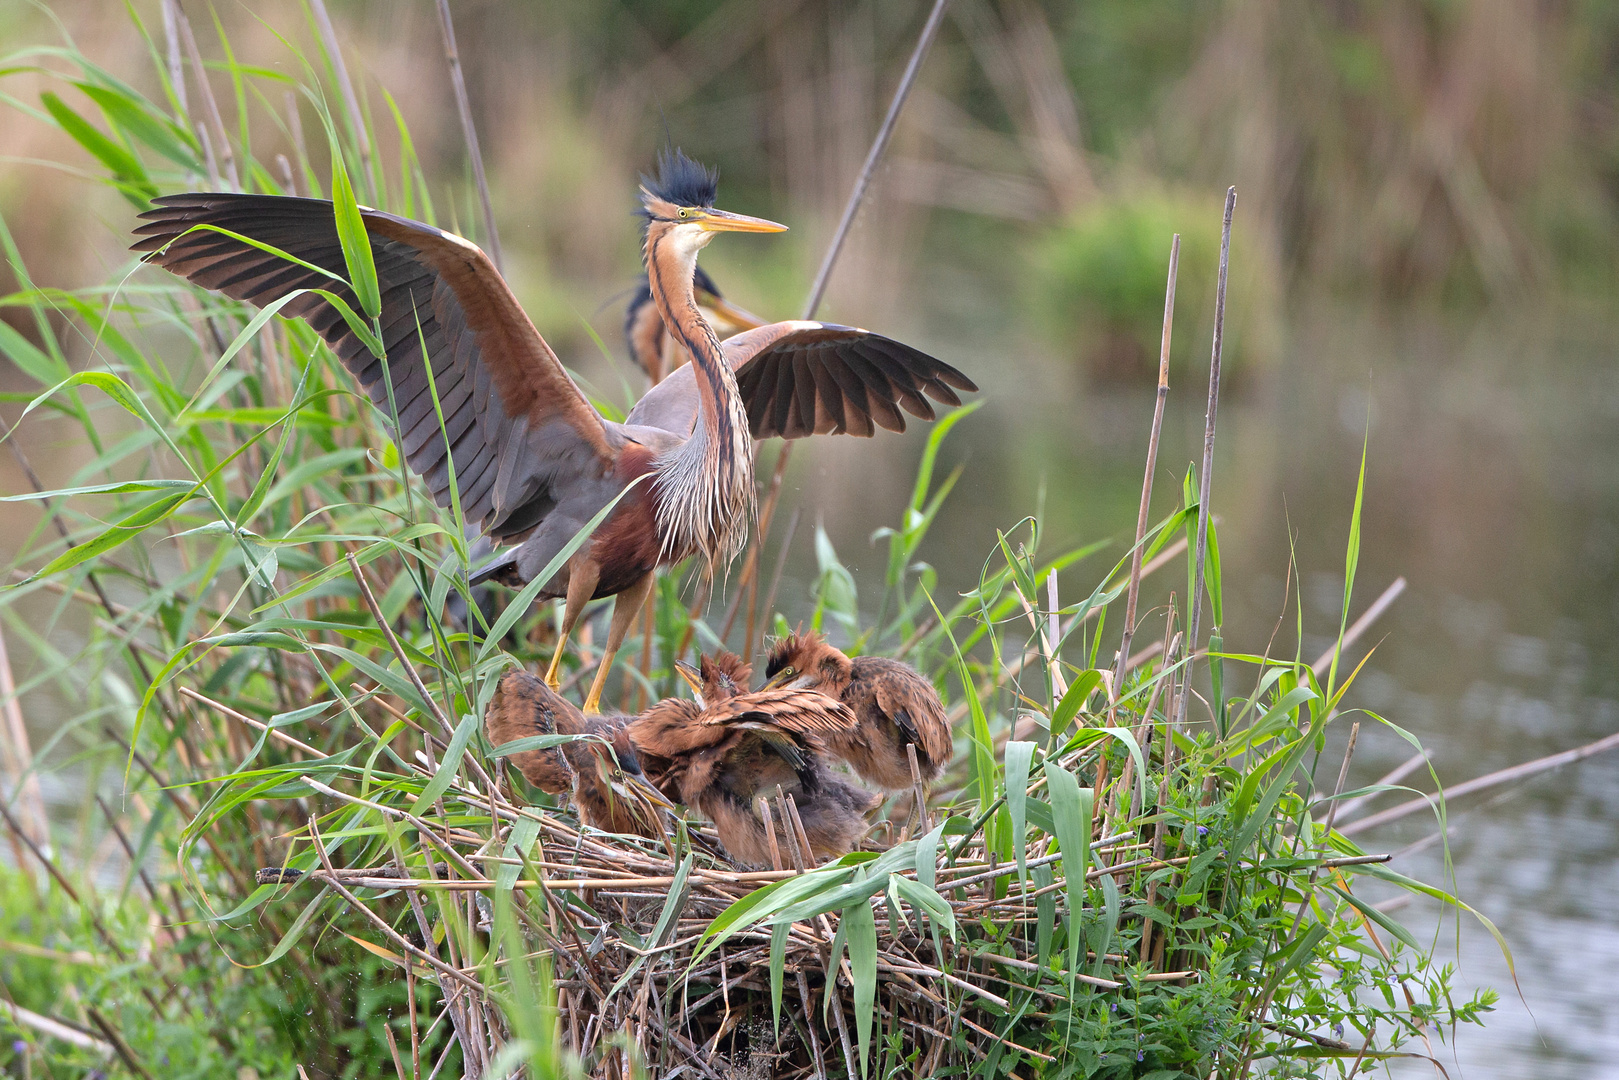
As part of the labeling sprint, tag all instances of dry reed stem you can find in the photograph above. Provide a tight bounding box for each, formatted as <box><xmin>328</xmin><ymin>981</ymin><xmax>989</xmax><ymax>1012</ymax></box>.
<box><xmin>1331</xmin><ymin>749</ymin><xmax>1429</xmax><ymax>821</ymax></box>
<box><xmin>1175</xmin><ymin>187</ymin><xmax>1236</xmax><ymax>732</ymax></box>
<box><xmin>1113</xmin><ymin>234</ymin><xmax>1181</xmax><ymax>697</ymax></box>
<box><xmin>1340</xmin><ymin>728</ymin><xmax>1619</xmax><ymax>836</ymax></box>
<box><xmin>346</xmin><ymin>553</ymin><xmax>458</xmax><ymax>741</ymax></box>
<box><xmin>435</xmin><ymin>0</ymin><xmax>503</xmax><ymax>272</ymax></box>
<box><xmin>731</xmin><ymin>0</ymin><xmax>951</xmax><ymax>628</ymax></box>
<box><xmin>173</xmin><ymin>1</ymin><xmax>237</xmax><ymax>189</ymax></box>
<box><xmin>308</xmin><ymin>0</ymin><xmax>370</xmax><ymax>184</ymax></box>
<box><xmin>0</xmin><ymin>999</ymin><xmax>110</xmax><ymax>1053</ymax></box>
<box><xmin>1310</xmin><ymin>576</ymin><xmax>1407</xmax><ymax>677</ymax></box>
<box><xmin>160</xmin><ymin>0</ymin><xmax>186</xmax><ymax>115</ymax></box>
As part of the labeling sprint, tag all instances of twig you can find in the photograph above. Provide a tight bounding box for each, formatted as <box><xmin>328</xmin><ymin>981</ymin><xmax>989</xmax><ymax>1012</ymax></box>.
<box><xmin>435</xmin><ymin>0</ymin><xmax>503</xmax><ymax>272</ymax></box>
<box><xmin>1112</xmin><ymin>234</ymin><xmax>1180</xmax><ymax>696</ymax></box>
<box><xmin>180</xmin><ymin>686</ymin><xmax>322</xmax><ymax>757</ymax></box>
<box><xmin>1175</xmin><ymin>187</ymin><xmax>1235</xmax><ymax>731</ymax></box>
<box><xmin>346</xmin><ymin>554</ymin><xmax>456</xmax><ymax>740</ymax></box>
<box><xmin>1340</xmin><ymin>729</ymin><xmax>1619</xmax><ymax>836</ymax></box>
<box><xmin>907</xmin><ymin>742</ymin><xmax>929</xmax><ymax>834</ymax></box>
<box><xmin>307</xmin><ymin>816</ymin><xmax>486</xmax><ymax>995</ymax></box>
<box><xmin>0</xmin><ymin>1000</ymin><xmax>110</xmax><ymax>1053</ymax></box>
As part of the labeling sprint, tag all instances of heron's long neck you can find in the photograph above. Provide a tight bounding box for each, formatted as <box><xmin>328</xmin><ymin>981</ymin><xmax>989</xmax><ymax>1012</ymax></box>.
<box><xmin>644</xmin><ymin>225</ymin><xmax>755</xmax><ymax>567</ymax></box>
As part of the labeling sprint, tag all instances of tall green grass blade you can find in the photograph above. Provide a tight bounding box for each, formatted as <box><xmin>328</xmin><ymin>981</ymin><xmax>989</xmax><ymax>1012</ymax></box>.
<box><xmin>1005</xmin><ymin>740</ymin><xmax>1036</xmax><ymax>883</ymax></box>
<box><xmin>1042</xmin><ymin>760</ymin><xmax>1093</xmax><ymax>978</ymax></box>
<box><xmin>409</xmin><ymin>712</ymin><xmax>477</xmax><ymax>812</ymax></box>
<box><xmin>39</xmin><ymin>90</ymin><xmax>155</xmax><ymax>206</ymax></box>
<box><xmin>326</xmin><ymin>130</ymin><xmax>380</xmax><ymax>320</ymax></box>
<box><xmin>844</xmin><ymin>893</ymin><xmax>878</xmax><ymax>1077</ymax></box>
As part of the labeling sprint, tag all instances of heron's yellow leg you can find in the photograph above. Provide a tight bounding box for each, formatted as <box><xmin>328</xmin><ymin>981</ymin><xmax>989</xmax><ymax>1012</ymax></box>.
<box><xmin>545</xmin><ymin>558</ymin><xmax>598</xmax><ymax>690</ymax></box>
<box><xmin>581</xmin><ymin>573</ymin><xmax>655</xmax><ymax>715</ymax></box>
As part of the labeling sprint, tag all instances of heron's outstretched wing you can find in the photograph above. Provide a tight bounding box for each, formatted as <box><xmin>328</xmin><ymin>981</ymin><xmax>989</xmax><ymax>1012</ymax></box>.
<box><xmin>133</xmin><ymin>193</ymin><xmax>615</xmax><ymax>536</ymax></box>
<box><xmin>726</xmin><ymin>321</ymin><xmax>977</xmax><ymax>439</ymax></box>
<box><xmin>624</xmin><ymin>319</ymin><xmax>976</xmax><ymax>439</ymax></box>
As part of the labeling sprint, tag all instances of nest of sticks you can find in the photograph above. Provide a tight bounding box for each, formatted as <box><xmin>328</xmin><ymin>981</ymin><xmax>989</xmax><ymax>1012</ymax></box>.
<box><xmin>253</xmin><ymin>750</ymin><xmax>1217</xmax><ymax>1080</ymax></box>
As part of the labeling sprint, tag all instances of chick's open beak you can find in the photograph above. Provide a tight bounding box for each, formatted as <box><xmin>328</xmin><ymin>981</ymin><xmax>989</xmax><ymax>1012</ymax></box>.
<box><xmin>697</xmin><ymin>208</ymin><xmax>788</xmax><ymax>234</ymax></box>
<box><xmin>674</xmin><ymin>660</ymin><xmax>706</xmax><ymax>706</ymax></box>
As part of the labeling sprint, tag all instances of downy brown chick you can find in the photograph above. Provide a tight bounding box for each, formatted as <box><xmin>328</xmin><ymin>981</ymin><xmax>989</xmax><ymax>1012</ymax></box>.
<box><xmin>484</xmin><ymin>670</ymin><xmax>669</xmax><ymax>838</ymax></box>
<box><xmin>628</xmin><ymin>652</ymin><xmax>880</xmax><ymax>868</ymax></box>
<box><xmin>764</xmin><ymin>631</ymin><xmax>952</xmax><ymax>791</ymax></box>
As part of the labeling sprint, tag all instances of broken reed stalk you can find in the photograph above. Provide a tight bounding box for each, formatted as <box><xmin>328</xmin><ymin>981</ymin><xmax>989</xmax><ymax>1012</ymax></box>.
<box><xmin>435</xmin><ymin>0</ymin><xmax>504</xmax><ymax>273</ymax></box>
<box><xmin>738</xmin><ymin>0</ymin><xmax>951</xmax><ymax>613</ymax></box>
<box><xmin>1309</xmin><ymin>576</ymin><xmax>1407</xmax><ymax>677</ymax></box>
<box><xmin>1113</xmin><ymin>234</ymin><xmax>1180</xmax><ymax>696</ymax></box>
<box><xmin>1332</xmin><ymin>748</ymin><xmax>1429</xmax><ymax>821</ymax></box>
<box><xmin>1339</xmin><ymin>727</ymin><xmax>1619</xmax><ymax>836</ymax></box>
<box><xmin>1174</xmin><ymin>187</ymin><xmax>1236</xmax><ymax>732</ymax></box>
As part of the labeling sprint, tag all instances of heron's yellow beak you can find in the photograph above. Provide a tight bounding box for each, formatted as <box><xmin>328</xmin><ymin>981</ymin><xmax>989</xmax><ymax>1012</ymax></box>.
<box><xmin>701</xmin><ymin>293</ymin><xmax>767</xmax><ymax>333</ymax></box>
<box><xmin>696</xmin><ymin>208</ymin><xmax>788</xmax><ymax>234</ymax></box>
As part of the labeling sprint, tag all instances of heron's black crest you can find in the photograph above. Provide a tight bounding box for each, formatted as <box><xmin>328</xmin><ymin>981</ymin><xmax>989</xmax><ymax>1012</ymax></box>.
<box><xmin>641</xmin><ymin>147</ymin><xmax>718</xmax><ymax>211</ymax></box>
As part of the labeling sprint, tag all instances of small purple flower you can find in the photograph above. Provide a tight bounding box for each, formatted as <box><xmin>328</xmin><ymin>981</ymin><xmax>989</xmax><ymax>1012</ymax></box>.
<box><xmin>1196</xmin><ymin>826</ymin><xmax>1209</xmax><ymax>836</ymax></box>
<box><xmin>1110</xmin><ymin>1002</ymin><xmax>1118</xmax><ymax>1013</ymax></box>
<box><xmin>12</xmin><ymin>1040</ymin><xmax>27</xmax><ymax>1054</ymax></box>
<box><xmin>1137</xmin><ymin>1052</ymin><xmax>1146</xmax><ymax>1062</ymax></box>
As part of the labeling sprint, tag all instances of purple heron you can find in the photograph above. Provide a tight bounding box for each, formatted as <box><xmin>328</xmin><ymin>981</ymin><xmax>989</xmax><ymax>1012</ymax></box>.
<box><xmin>628</xmin><ymin>652</ymin><xmax>879</xmax><ymax>867</ymax></box>
<box><xmin>765</xmin><ymin>631</ymin><xmax>951</xmax><ymax>791</ymax></box>
<box><xmin>132</xmin><ymin>149</ymin><xmax>976</xmax><ymax>713</ymax></box>
<box><xmin>624</xmin><ymin>264</ymin><xmax>764</xmax><ymax>384</ymax></box>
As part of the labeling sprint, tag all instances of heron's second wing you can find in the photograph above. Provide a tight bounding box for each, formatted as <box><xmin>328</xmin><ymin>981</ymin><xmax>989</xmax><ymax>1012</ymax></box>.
<box><xmin>726</xmin><ymin>321</ymin><xmax>976</xmax><ymax>440</ymax></box>
<box><xmin>133</xmin><ymin>193</ymin><xmax>614</xmax><ymax>536</ymax></box>
<box><xmin>623</xmin><ymin>320</ymin><xmax>977</xmax><ymax>441</ymax></box>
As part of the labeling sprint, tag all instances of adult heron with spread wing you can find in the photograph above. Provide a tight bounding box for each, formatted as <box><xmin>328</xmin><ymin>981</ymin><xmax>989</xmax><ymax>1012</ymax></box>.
<box><xmin>133</xmin><ymin>149</ymin><xmax>976</xmax><ymax>713</ymax></box>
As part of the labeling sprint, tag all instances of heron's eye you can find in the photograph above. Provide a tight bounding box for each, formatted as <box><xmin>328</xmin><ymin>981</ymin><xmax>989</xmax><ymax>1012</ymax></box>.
<box><xmin>678</xmin><ymin>208</ymin><xmax>690</xmax><ymax>219</ymax></box>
